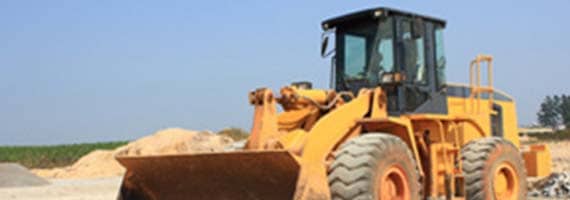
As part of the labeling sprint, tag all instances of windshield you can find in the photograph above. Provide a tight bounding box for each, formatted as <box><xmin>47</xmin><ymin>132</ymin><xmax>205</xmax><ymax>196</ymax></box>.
<box><xmin>339</xmin><ymin>18</ymin><xmax>394</xmax><ymax>88</ymax></box>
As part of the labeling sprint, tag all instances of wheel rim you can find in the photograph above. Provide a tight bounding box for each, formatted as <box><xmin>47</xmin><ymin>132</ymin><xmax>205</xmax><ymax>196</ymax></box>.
<box><xmin>378</xmin><ymin>165</ymin><xmax>410</xmax><ymax>200</ymax></box>
<box><xmin>493</xmin><ymin>163</ymin><xmax>518</xmax><ymax>200</ymax></box>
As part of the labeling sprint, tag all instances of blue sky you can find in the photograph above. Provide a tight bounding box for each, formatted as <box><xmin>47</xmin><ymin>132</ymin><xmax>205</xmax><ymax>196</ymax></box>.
<box><xmin>1</xmin><ymin>1</ymin><xmax>569</xmax><ymax>145</ymax></box>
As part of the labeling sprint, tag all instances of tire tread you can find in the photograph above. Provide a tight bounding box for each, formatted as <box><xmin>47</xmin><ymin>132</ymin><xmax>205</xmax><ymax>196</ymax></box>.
<box><xmin>328</xmin><ymin>134</ymin><xmax>421</xmax><ymax>200</ymax></box>
<box><xmin>461</xmin><ymin>137</ymin><xmax>527</xmax><ymax>200</ymax></box>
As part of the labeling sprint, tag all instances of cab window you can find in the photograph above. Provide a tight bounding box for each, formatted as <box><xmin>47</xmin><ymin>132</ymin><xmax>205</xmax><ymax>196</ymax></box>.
<box><xmin>340</xmin><ymin>19</ymin><xmax>395</xmax><ymax>87</ymax></box>
<box><xmin>435</xmin><ymin>26</ymin><xmax>446</xmax><ymax>88</ymax></box>
<box><xmin>344</xmin><ymin>35</ymin><xmax>366</xmax><ymax>78</ymax></box>
<box><xmin>399</xmin><ymin>20</ymin><xmax>426</xmax><ymax>84</ymax></box>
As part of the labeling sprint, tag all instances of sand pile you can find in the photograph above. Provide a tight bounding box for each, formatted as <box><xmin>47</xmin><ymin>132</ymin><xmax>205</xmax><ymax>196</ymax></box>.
<box><xmin>547</xmin><ymin>141</ymin><xmax>570</xmax><ymax>172</ymax></box>
<box><xmin>33</xmin><ymin>150</ymin><xmax>123</xmax><ymax>179</ymax></box>
<box><xmin>33</xmin><ymin>128</ymin><xmax>234</xmax><ymax>179</ymax></box>
<box><xmin>114</xmin><ymin>128</ymin><xmax>233</xmax><ymax>156</ymax></box>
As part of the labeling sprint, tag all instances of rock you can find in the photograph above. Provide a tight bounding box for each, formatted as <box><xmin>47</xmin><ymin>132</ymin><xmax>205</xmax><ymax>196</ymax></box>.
<box><xmin>532</xmin><ymin>172</ymin><xmax>570</xmax><ymax>198</ymax></box>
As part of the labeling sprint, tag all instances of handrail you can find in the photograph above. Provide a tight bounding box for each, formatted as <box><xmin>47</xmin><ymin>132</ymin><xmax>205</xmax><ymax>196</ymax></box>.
<box><xmin>468</xmin><ymin>54</ymin><xmax>494</xmax><ymax>114</ymax></box>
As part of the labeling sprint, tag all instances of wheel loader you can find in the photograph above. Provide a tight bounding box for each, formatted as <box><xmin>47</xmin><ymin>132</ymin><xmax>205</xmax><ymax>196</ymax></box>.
<box><xmin>116</xmin><ymin>7</ymin><xmax>552</xmax><ymax>200</ymax></box>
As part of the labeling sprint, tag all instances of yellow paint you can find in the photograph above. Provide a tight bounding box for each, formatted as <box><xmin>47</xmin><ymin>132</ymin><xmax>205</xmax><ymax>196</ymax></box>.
<box><xmin>294</xmin><ymin>89</ymin><xmax>372</xmax><ymax>199</ymax></box>
<box><xmin>117</xmin><ymin>55</ymin><xmax>552</xmax><ymax>200</ymax></box>
<box><xmin>493</xmin><ymin>163</ymin><xmax>519</xmax><ymax>200</ymax></box>
<box><xmin>429</xmin><ymin>143</ymin><xmax>456</xmax><ymax>195</ymax></box>
<box><xmin>523</xmin><ymin>144</ymin><xmax>552</xmax><ymax>177</ymax></box>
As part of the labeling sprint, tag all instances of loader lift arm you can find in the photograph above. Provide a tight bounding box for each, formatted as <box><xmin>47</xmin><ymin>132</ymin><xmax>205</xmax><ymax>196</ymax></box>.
<box><xmin>245</xmin><ymin>87</ymin><xmax>425</xmax><ymax>199</ymax></box>
<box><xmin>117</xmin><ymin>87</ymin><xmax>389</xmax><ymax>200</ymax></box>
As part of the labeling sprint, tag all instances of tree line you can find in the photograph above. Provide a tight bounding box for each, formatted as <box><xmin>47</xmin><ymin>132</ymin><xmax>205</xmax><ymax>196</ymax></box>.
<box><xmin>538</xmin><ymin>95</ymin><xmax>570</xmax><ymax>130</ymax></box>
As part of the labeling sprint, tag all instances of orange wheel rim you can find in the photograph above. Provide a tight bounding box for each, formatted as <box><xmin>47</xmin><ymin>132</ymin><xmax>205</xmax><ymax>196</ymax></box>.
<box><xmin>493</xmin><ymin>163</ymin><xmax>518</xmax><ymax>200</ymax></box>
<box><xmin>378</xmin><ymin>165</ymin><xmax>410</xmax><ymax>200</ymax></box>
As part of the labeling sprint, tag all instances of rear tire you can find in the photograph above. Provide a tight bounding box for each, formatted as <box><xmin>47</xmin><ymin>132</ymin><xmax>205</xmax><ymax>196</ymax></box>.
<box><xmin>328</xmin><ymin>134</ymin><xmax>421</xmax><ymax>200</ymax></box>
<box><xmin>461</xmin><ymin>137</ymin><xmax>527</xmax><ymax>200</ymax></box>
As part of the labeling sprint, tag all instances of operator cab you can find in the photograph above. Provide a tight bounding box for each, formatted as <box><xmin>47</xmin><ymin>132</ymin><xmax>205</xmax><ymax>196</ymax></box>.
<box><xmin>322</xmin><ymin>7</ymin><xmax>448</xmax><ymax>115</ymax></box>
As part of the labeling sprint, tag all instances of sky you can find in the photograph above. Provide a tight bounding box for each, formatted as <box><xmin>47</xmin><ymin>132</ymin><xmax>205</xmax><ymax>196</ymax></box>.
<box><xmin>1</xmin><ymin>1</ymin><xmax>569</xmax><ymax>145</ymax></box>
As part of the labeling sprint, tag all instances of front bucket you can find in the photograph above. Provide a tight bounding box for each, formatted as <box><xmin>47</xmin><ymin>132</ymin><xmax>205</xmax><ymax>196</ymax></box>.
<box><xmin>116</xmin><ymin>151</ymin><xmax>300</xmax><ymax>200</ymax></box>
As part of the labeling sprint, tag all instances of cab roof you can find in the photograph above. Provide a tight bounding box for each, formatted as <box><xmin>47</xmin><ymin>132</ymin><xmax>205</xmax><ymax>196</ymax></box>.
<box><xmin>321</xmin><ymin>7</ymin><xmax>446</xmax><ymax>30</ymax></box>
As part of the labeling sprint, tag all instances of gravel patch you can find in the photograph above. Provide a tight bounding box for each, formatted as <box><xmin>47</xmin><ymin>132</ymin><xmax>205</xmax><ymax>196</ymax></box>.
<box><xmin>0</xmin><ymin>177</ymin><xmax>122</xmax><ymax>200</ymax></box>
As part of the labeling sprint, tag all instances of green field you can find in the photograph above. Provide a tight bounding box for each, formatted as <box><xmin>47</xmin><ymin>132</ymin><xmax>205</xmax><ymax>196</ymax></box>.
<box><xmin>0</xmin><ymin>128</ymin><xmax>249</xmax><ymax>169</ymax></box>
<box><xmin>0</xmin><ymin>141</ymin><xmax>128</xmax><ymax>169</ymax></box>
<box><xmin>530</xmin><ymin>129</ymin><xmax>570</xmax><ymax>141</ymax></box>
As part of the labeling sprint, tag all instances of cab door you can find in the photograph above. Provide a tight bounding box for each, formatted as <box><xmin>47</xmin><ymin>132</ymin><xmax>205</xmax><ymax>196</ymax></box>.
<box><xmin>395</xmin><ymin>16</ymin><xmax>447</xmax><ymax>114</ymax></box>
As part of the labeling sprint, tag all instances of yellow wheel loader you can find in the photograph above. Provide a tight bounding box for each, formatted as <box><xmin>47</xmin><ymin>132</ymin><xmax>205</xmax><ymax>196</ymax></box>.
<box><xmin>116</xmin><ymin>7</ymin><xmax>552</xmax><ymax>200</ymax></box>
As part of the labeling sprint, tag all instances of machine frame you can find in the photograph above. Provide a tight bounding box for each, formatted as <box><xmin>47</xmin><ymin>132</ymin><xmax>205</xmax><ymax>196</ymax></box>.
<box><xmin>116</xmin><ymin>7</ymin><xmax>551</xmax><ymax>200</ymax></box>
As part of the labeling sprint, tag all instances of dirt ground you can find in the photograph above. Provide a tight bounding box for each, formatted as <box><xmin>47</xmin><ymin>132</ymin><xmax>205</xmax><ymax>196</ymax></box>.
<box><xmin>542</xmin><ymin>141</ymin><xmax>570</xmax><ymax>172</ymax></box>
<box><xmin>0</xmin><ymin>138</ymin><xmax>568</xmax><ymax>199</ymax></box>
<box><xmin>0</xmin><ymin>177</ymin><xmax>122</xmax><ymax>200</ymax></box>
<box><xmin>0</xmin><ymin>176</ymin><xmax>554</xmax><ymax>200</ymax></box>
<box><xmin>0</xmin><ymin>128</ymin><xmax>233</xmax><ymax>200</ymax></box>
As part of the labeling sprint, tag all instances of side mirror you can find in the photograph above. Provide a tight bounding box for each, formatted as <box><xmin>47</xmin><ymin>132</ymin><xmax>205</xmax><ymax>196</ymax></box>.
<box><xmin>321</xmin><ymin>35</ymin><xmax>329</xmax><ymax>57</ymax></box>
<box><xmin>321</xmin><ymin>30</ymin><xmax>335</xmax><ymax>58</ymax></box>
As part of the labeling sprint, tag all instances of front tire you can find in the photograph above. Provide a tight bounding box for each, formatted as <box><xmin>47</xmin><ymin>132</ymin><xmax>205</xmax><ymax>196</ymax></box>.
<box><xmin>118</xmin><ymin>172</ymin><xmax>152</xmax><ymax>200</ymax></box>
<box><xmin>328</xmin><ymin>134</ymin><xmax>421</xmax><ymax>200</ymax></box>
<box><xmin>461</xmin><ymin>137</ymin><xmax>527</xmax><ymax>200</ymax></box>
